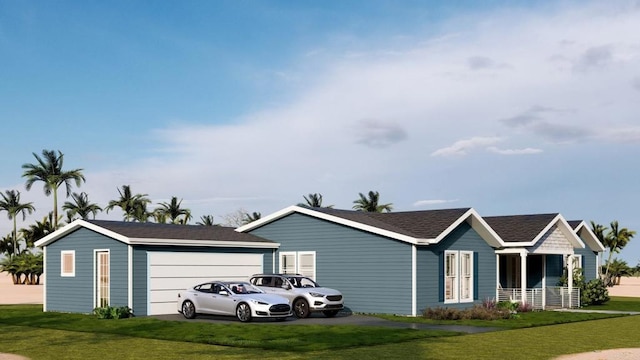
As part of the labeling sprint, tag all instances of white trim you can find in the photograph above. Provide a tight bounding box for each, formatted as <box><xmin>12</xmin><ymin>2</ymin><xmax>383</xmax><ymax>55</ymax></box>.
<box><xmin>434</xmin><ymin>209</ymin><xmax>505</xmax><ymax>247</ymax></box>
<box><xmin>298</xmin><ymin>251</ymin><xmax>316</xmax><ymax>280</ymax></box>
<box><xmin>495</xmin><ymin>254</ymin><xmax>500</xmax><ymax>301</ymax></box>
<box><xmin>127</xmin><ymin>245</ymin><xmax>133</xmax><ymax>309</ymax></box>
<box><xmin>146</xmin><ymin>251</ymin><xmax>151</xmax><ymax>316</ymax></box>
<box><xmin>279</xmin><ymin>251</ymin><xmax>297</xmax><ymax>274</ymax></box>
<box><xmin>542</xmin><ymin>255</ymin><xmax>546</xmax><ymax>309</ymax></box>
<box><xmin>127</xmin><ymin>238</ymin><xmax>279</xmax><ymax>248</ymax></box>
<box><xmin>495</xmin><ymin>248</ymin><xmax>529</xmax><ymax>255</ymax></box>
<box><xmin>94</xmin><ymin>249</ymin><xmax>111</xmax><ymax>308</ymax></box>
<box><xmin>272</xmin><ymin>249</ymin><xmax>276</xmax><ymax>273</ymax></box>
<box><xmin>572</xmin><ymin>221</ymin><xmax>606</xmax><ymax>252</ymax></box>
<box><xmin>459</xmin><ymin>251</ymin><xmax>474</xmax><ymax>303</ymax></box>
<box><xmin>34</xmin><ymin>219</ymin><xmax>278</xmax><ymax>249</ymax></box>
<box><xmin>411</xmin><ymin>245</ymin><xmax>416</xmax><ymax>316</ymax></box>
<box><xmin>444</xmin><ymin>250</ymin><xmax>459</xmax><ymax>304</ymax></box>
<box><xmin>43</xmin><ymin>247</ymin><xmax>47</xmax><ymax>311</ymax></box>
<box><xmin>60</xmin><ymin>250</ymin><xmax>75</xmax><ymax>277</ymax></box>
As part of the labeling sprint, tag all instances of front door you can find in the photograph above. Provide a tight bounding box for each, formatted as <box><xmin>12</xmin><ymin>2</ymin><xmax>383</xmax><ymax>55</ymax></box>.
<box><xmin>506</xmin><ymin>255</ymin><xmax>521</xmax><ymax>288</ymax></box>
<box><xmin>96</xmin><ymin>251</ymin><xmax>110</xmax><ymax>308</ymax></box>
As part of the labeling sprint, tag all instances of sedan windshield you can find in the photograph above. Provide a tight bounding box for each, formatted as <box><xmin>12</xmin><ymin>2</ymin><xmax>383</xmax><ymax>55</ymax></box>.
<box><xmin>286</xmin><ymin>276</ymin><xmax>318</xmax><ymax>288</ymax></box>
<box><xmin>228</xmin><ymin>282</ymin><xmax>263</xmax><ymax>294</ymax></box>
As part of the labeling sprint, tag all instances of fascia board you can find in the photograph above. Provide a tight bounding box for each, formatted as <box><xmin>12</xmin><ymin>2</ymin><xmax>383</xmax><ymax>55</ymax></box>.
<box><xmin>237</xmin><ymin>205</ymin><xmax>420</xmax><ymax>245</ymax></box>
<box><xmin>35</xmin><ymin>219</ymin><xmax>130</xmax><ymax>247</ymax></box>
<box><xmin>127</xmin><ymin>238</ymin><xmax>280</xmax><ymax>249</ymax></box>
<box><xmin>574</xmin><ymin>221</ymin><xmax>606</xmax><ymax>252</ymax></box>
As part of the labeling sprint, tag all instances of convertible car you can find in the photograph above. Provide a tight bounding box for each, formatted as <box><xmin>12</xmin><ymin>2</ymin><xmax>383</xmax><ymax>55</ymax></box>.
<box><xmin>177</xmin><ymin>281</ymin><xmax>292</xmax><ymax>322</ymax></box>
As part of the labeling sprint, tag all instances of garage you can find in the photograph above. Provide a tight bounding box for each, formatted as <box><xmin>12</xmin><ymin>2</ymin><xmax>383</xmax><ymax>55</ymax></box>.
<box><xmin>147</xmin><ymin>252</ymin><xmax>264</xmax><ymax>315</ymax></box>
<box><xmin>35</xmin><ymin>219</ymin><xmax>278</xmax><ymax>316</ymax></box>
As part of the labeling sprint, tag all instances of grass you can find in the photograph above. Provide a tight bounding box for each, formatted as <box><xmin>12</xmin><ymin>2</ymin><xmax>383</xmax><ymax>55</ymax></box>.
<box><xmin>583</xmin><ymin>296</ymin><xmax>640</xmax><ymax>312</ymax></box>
<box><xmin>1</xmin><ymin>300</ymin><xmax>639</xmax><ymax>359</ymax></box>
<box><xmin>0</xmin><ymin>305</ymin><xmax>455</xmax><ymax>352</ymax></box>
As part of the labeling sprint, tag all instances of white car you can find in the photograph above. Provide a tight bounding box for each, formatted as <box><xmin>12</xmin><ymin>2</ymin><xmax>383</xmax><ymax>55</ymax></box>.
<box><xmin>177</xmin><ymin>281</ymin><xmax>292</xmax><ymax>322</ymax></box>
<box><xmin>249</xmin><ymin>274</ymin><xmax>344</xmax><ymax>318</ymax></box>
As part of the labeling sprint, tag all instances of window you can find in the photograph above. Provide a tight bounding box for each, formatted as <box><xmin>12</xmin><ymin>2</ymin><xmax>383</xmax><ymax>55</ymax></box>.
<box><xmin>444</xmin><ymin>250</ymin><xmax>474</xmax><ymax>303</ymax></box>
<box><xmin>571</xmin><ymin>254</ymin><xmax>582</xmax><ymax>270</ymax></box>
<box><xmin>279</xmin><ymin>251</ymin><xmax>316</xmax><ymax>280</ymax></box>
<box><xmin>61</xmin><ymin>251</ymin><xmax>75</xmax><ymax>277</ymax></box>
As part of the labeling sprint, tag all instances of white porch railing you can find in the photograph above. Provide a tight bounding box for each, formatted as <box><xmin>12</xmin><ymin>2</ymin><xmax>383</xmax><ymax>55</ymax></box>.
<box><xmin>497</xmin><ymin>287</ymin><xmax>580</xmax><ymax>310</ymax></box>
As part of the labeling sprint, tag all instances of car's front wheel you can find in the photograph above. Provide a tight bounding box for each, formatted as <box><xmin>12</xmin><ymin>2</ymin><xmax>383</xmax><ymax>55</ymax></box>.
<box><xmin>181</xmin><ymin>300</ymin><xmax>196</xmax><ymax>319</ymax></box>
<box><xmin>323</xmin><ymin>310</ymin><xmax>339</xmax><ymax>318</ymax></box>
<box><xmin>293</xmin><ymin>298</ymin><xmax>310</xmax><ymax>318</ymax></box>
<box><xmin>236</xmin><ymin>303</ymin><xmax>252</xmax><ymax>322</ymax></box>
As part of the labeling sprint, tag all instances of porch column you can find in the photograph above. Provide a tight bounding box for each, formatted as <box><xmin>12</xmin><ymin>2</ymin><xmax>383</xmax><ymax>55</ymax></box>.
<box><xmin>520</xmin><ymin>252</ymin><xmax>527</xmax><ymax>304</ymax></box>
<box><xmin>567</xmin><ymin>254</ymin><xmax>573</xmax><ymax>307</ymax></box>
<box><xmin>496</xmin><ymin>254</ymin><xmax>500</xmax><ymax>301</ymax></box>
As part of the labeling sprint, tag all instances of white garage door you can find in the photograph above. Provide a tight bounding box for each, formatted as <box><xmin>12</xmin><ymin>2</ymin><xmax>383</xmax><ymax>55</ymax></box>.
<box><xmin>148</xmin><ymin>252</ymin><xmax>264</xmax><ymax>315</ymax></box>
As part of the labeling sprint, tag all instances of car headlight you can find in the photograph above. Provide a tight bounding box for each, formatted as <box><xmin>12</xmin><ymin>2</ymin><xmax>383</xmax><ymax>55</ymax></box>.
<box><xmin>251</xmin><ymin>300</ymin><xmax>269</xmax><ymax>306</ymax></box>
<box><xmin>309</xmin><ymin>292</ymin><xmax>325</xmax><ymax>298</ymax></box>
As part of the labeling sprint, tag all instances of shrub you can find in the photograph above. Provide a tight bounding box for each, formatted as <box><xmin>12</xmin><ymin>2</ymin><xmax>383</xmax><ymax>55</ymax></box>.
<box><xmin>582</xmin><ymin>278</ymin><xmax>610</xmax><ymax>306</ymax></box>
<box><xmin>93</xmin><ymin>306</ymin><xmax>133</xmax><ymax>319</ymax></box>
<box><xmin>423</xmin><ymin>303</ymin><xmax>512</xmax><ymax>320</ymax></box>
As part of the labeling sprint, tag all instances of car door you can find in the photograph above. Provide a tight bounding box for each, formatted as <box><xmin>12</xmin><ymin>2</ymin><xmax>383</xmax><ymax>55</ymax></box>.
<box><xmin>253</xmin><ymin>276</ymin><xmax>275</xmax><ymax>294</ymax></box>
<box><xmin>192</xmin><ymin>283</ymin><xmax>216</xmax><ymax>313</ymax></box>
<box><xmin>270</xmin><ymin>277</ymin><xmax>295</xmax><ymax>302</ymax></box>
<box><xmin>213</xmin><ymin>284</ymin><xmax>239</xmax><ymax>315</ymax></box>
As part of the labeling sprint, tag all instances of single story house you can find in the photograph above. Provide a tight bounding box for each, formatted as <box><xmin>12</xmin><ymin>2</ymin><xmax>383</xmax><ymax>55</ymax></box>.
<box><xmin>237</xmin><ymin>206</ymin><xmax>605</xmax><ymax>315</ymax></box>
<box><xmin>34</xmin><ymin>220</ymin><xmax>279</xmax><ymax>316</ymax></box>
<box><xmin>35</xmin><ymin>207</ymin><xmax>604</xmax><ymax>317</ymax></box>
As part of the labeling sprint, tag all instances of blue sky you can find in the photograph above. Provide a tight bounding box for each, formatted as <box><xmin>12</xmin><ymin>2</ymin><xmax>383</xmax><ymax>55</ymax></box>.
<box><xmin>1</xmin><ymin>1</ymin><xmax>639</xmax><ymax>264</ymax></box>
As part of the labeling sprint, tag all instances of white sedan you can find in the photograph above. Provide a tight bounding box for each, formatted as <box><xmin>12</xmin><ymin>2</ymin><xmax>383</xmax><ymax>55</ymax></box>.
<box><xmin>177</xmin><ymin>281</ymin><xmax>292</xmax><ymax>322</ymax></box>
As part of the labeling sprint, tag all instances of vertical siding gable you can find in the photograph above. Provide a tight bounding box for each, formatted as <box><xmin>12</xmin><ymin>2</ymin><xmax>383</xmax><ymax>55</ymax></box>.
<box><xmin>249</xmin><ymin>213</ymin><xmax>413</xmax><ymax>315</ymax></box>
<box><xmin>45</xmin><ymin>228</ymin><xmax>128</xmax><ymax>313</ymax></box>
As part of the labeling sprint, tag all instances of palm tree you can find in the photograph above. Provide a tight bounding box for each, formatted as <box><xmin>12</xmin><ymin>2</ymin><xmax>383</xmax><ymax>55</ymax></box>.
<box><xmin>603</xmin><ymin>221</ymin><xmax>636</xmax><ymax>280</ymax></box>
<box><xmin>22</xmin><ymin>149</ymin><xmax>85</xmax><ymax>230</ymax></box>
<box><xmin>352</xmin><ymin>190</ymin><xmax>393</xmax><ymax>213</ymax></box>
<box><xmin>154</xmin><ymin>197</ymin><xmax>192</xmax><ymax>224</ymax></box>
<box><xmin>298</xmin><ymin>193</ymin><xmax>333</xmax><ymax>208</ymax></box>
<box><xmin>0</xmin><ymin>190</ymin><xmax>35</xmax><ymax>257</ymax></box>
<box><xmin>242</xmin><ymin>212</ymin><xmax>262</xmax><ymax>225</ymax></box>
<box><xmin>62</xmin><ymin>192</ymin><xmax>102</xmax><ymax>220</ymax></box>
<box><xmin>21</xmin><ymin>213</ymin><xmax>56</xmax><ymax>249</ymax></box>
<box><xmin>196</xmin><ymin>215</ymin><xmax>216</xmax><ymax>226</ymax></box>
<box><xmin>105</xmin><ymin>185</ymin><xmax>151</xmax><ymax>221</ymax></box>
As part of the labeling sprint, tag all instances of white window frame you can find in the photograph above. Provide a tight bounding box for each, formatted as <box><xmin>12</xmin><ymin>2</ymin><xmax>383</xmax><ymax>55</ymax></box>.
<box><xmin>279</xmin><ymin>252</ymin><xmax>297</xmax><ymax>275</ymax></box>
<box><xmin>571</xmin><ymin>254</ymin><xmax>582</xmax><ymax>270</ymax></box>
<box><xmin>460</xmin><ymin>251</ymin><xmax>474</xmax><ymax>303</ymax></box>
<box><xmin>279</xmin><ymin>251</ymin><xmax>317</xmax><ymax>280</ymax></box>
<box><xmin>444</xmin><ymin>250</ymin><xmax>474</xmax><ymax>304</ymax></box>
<box><xmin>444</xmin><ymin>251</ymin><xmax>458</xmax><ymax>303</ymax></box>
<box><xmin>60</xmin><ymin>250</ymin><xmax>75</xmax><ymax>277</ymax></box>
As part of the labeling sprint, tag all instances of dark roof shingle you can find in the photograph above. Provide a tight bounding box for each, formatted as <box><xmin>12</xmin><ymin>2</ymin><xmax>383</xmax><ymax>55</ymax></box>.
<box><xmin>87</xmin><ymin>220</ymin><xmax>273</xmax><ymax>243</ymax></box>
<box><xmin>483</xmin><ymin>214</ymin><xmax>559</xmax><ymax>243</ymax></box>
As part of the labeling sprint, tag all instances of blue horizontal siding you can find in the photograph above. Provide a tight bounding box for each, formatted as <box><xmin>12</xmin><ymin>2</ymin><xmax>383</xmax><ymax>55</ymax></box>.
<box><xmin>45</xmin><ymin>228</ymin><xmax>128</xmax><ymax>313</ymax></box>
<box><xmin>418</xmin><ymin>222</ymin><xmax>496</xmax><ymax>312</ymax></box>
<box><xmin>250</xmin><ymin>213</ymin><xmax>413</xmax><ymax>315</ymax></box>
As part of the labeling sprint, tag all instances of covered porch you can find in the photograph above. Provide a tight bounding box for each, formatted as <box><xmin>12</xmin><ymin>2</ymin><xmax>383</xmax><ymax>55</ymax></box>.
<box><xmin>496</xmin><ymin>250</ymin><xmax>580</xmax><ymax>310</ymax></box>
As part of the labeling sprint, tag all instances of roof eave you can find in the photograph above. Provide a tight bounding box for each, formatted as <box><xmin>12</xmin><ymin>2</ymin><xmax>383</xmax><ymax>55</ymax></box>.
<box><xmin>128</xmin><ymin>238</ymin><xmax>280</xmax><ymax>248</ymax></box>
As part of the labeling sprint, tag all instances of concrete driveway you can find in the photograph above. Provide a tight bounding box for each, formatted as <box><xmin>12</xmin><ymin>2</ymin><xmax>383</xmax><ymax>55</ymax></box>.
<box><xmin>153</xmin><ymin>310</ymin><xmax>498</xmax><ymax>333</ymax></box>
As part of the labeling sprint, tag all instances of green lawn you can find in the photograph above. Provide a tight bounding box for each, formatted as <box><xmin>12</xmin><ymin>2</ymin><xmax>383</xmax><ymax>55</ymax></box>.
<box><xmin>1</xmin><ymin>303</ymin><xmax>639</xmax><ymax>360</ymax></box>
<box><xmin>583</xmin><ymin>296</ymin><xmax>640</xmax><ymax>312</ymax></box>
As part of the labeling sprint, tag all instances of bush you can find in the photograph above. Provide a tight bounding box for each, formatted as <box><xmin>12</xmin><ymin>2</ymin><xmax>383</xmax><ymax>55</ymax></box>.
<box><xmin>423</xmin><ymin>301</ymin><xmax>512</xmax><ymax>320</ymax></box>
<box><xmin>582</xmin><ymin>278</ymin><xmax>610</xmax><ymax>306</ymax></box>
<box><xmin>93</xmin><ymin>306</ymin><xmax>133</xmax><ymax>319</ymax></box>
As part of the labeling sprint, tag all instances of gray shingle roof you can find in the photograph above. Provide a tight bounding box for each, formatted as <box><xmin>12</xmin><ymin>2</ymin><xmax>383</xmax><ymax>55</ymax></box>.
<box><xmin>87</xmin><ymin>220</ymin><xmax>273</xmax><ymax>243</ymax></box>
<box><xmin>483</xmin><ymin>213</ymin><xmax>559</xmax><ymax>243</ymax></box>
<box><xmin>307</xmin><ymin>207</ymin><xmax>472</xmax><ymax>239</ymax></box>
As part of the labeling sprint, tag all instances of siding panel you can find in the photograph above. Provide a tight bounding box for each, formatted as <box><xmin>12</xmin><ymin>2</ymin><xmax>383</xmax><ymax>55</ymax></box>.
<box><xmin>250</xmin><ymin>213</ymin><xmax>413</xmax><ymax>315</ymax></box>
<box><xmin>45</xmin><ymin>228</ymin><xmax>128</xmax><ymax>313</ymax></box>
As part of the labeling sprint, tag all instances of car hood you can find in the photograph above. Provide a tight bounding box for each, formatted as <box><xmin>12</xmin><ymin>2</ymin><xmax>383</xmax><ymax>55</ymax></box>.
<box><xmin>303</xmin><ymin>287</ymin><xmax>342</xmax><ymax>296</ymax></box>
<box><xmin>239</xmin><ymin>293</ymin><xmax>290</xmax><ymax>304</ymax></box>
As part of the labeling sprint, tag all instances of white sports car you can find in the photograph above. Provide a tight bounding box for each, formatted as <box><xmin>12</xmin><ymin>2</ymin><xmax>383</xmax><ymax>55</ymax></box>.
<box><xmin>177</xmin><ymin>281</ymin><xmax>292</xmax><ymax>322</ymax></box>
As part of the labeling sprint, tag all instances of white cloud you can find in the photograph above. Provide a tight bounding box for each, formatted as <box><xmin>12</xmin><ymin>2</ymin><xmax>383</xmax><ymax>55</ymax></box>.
<box><xmin>431</xmin><ymin>137</ymin><xmax>502</xmax><ymax>157</ymax></box>
<box><xmin>487</xmin><ymin>147</ymin><xmax>543</xmax><ymax>155</ymax></box>
<box><xmin>413</xmin><ymin>199</ymin><xmax>459</xmax><ymax>207</ymax></box>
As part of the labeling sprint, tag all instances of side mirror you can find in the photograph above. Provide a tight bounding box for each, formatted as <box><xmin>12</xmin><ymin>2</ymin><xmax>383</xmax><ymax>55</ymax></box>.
<box><xmin>219</xmin><ymin>290</ymin><xmax>229</xmax><ymax>296</ymax></box>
